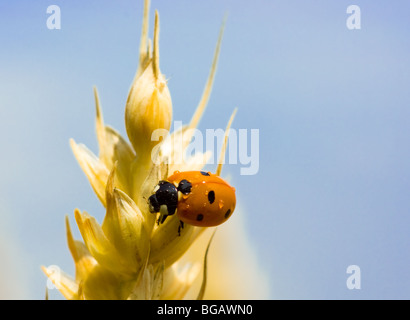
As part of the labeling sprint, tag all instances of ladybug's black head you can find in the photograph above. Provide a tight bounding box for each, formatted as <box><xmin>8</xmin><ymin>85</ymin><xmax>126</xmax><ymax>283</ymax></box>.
<box><xmin>148</xmin><ymin>181</ymin><xmax>178</xmax><ymax>217</ymax></box>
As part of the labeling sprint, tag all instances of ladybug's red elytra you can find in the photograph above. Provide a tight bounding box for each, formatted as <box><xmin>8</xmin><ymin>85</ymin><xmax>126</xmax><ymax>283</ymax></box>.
<box><xmin>148</xmin><ymin>170</ymin><xmax>236</xmax><ymax>234</ymax></box>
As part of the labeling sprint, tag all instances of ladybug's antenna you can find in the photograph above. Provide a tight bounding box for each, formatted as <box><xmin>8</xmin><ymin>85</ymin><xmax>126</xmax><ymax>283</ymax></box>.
<box><xmin>216</xmin><ymin>108</ymin><xmax>237</xmax><ymax>176</ymax></box>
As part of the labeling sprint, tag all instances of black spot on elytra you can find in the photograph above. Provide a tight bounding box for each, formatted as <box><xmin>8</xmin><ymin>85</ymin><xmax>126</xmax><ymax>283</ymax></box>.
<box><xmin>208</xmin><ymin>190</ymin><xmax>215</xmax><ymax>204</ymax></box>
<box><xmin>200</xmin><ymin>171</ymin><xmax>210</xmax><ymax>176</ymax></box>
<box><xmin>196</xmin><ymin>214</ymin><xmax>204</xmax><ymax>221</ymax></box>
<box><xmin>177</xmin><ymin>179</ymin><xmax>192</xmax><ymax>195</ymax></box>
<box><xmin>224</xmin><ymin>209</ymin><xmax>231</xmax><ymax>219</ymax></box>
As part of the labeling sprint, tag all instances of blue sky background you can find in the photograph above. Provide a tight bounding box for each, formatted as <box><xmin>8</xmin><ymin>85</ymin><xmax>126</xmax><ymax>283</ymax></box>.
<box><xmin>1</xmin><ymin>0</ymin><xmax>410</xmax><ymax>299</ymax></box>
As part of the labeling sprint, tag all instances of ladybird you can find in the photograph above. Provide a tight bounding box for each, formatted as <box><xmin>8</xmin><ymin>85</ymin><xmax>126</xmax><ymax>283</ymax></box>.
<box><xmin>148</xmin><ymin>170</ymin><xmax>236</xmax><ymax>233</ymax></box>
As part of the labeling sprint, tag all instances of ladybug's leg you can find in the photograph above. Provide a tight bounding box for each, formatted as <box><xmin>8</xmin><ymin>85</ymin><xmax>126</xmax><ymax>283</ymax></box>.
<box><xmin>158</xmin><ymin>205</ymin><xmax>169</xmax><ymax>225</ymax></box>
<box><xmin>157</xmin><ymin>213</ymin><xmax>167</xmax><ymax>225</ymax></box>
<box><xmin>178</xmin><ymin>220</ymin><xmax>184</xmax><ymax>236</ymax></box>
